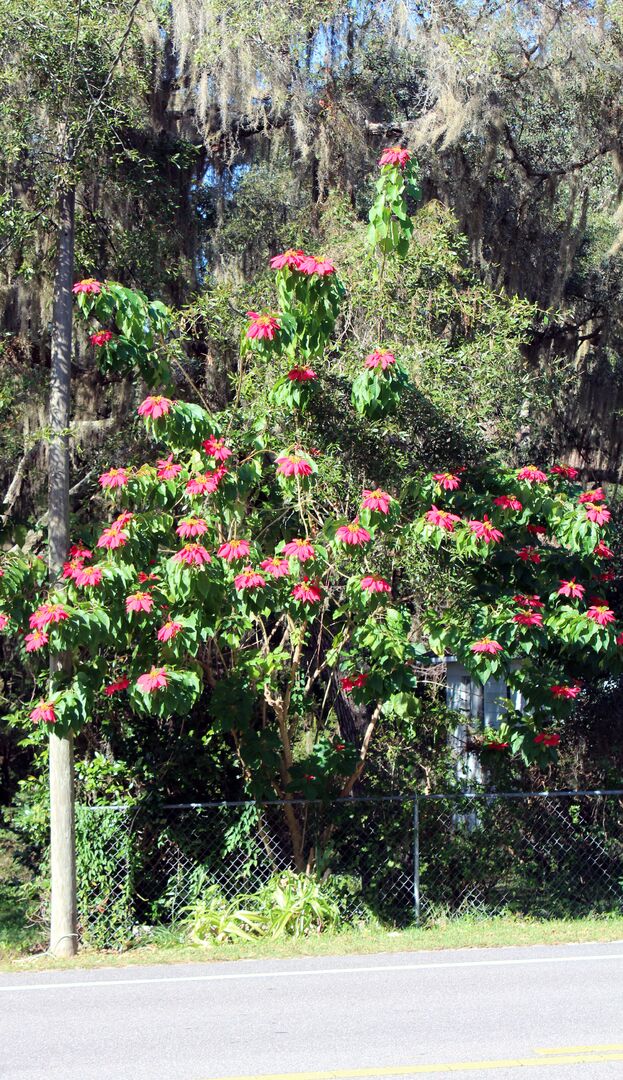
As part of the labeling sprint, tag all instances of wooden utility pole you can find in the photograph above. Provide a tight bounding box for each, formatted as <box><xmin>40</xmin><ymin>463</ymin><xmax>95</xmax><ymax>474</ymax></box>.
<box><xmin>48</xmin><ymin>185</ymin><xmax>77</xmax><ymax>958</ymax></box>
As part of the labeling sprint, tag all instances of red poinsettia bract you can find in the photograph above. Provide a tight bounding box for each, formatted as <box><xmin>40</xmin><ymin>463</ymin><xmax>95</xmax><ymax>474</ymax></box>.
<box><xmin>335</xmin><ymin>520</ymin><xmax>371</xmax><ymax>546</ymax></box>
<box><xmin>63</xmin><ymin>556</ymin><xmax>86</xmax><ymax>580</ymax></box>
<box><xmin>362</xmin><ymin>488</ymin><xmax>391</xmax><ymax>513</ymax></box>
<box><xmin>365</xmin><ymin>349</ymin><xmax>395</xmax><ymax>370</ymax></box>
<box><xmin>361</xmin><ymin>575</ymin><xmax>391</xmax><ymax>594</ymax></box>
<box><xmin>468</xmin><ymin>516</ymin><xmax>504</xmax><ymax>544</ymax></box>
<box><xmin>202</xmin><ymin>436</ymin><xmax>232</xmax><ymax>461</ymax></box>
<box><xmin>25</xmin><ymin>629</ymin><xmax>49</xmax><ymax>651</ymax></box>
<box><xmin>74</xmin><ymin>565</ymin><xmax>103</xmax><ymax>588</ymax></box>
<box><xmin>513</xmin><ymin>609</ymin><xmax>543</xmax><ymax>627</ymax></box>
<box><xmin>517</xmin><ymin>466</ymin><xmax>548</xmax><ymax>483</ymax></box>
<box><xmin>292</xmin><ymin>578</ymin><xmax>322</xmax><ymax>604</ymax></box>
<box><xmin>550</xmin><ymin>464</ymin><xmax>578</xmax><ymax>479</ymax></box>
<box><xmin>218</xmin><ymin>538</ymin><xmax>251</xmax><ymax>562</ymax></box>
<box><xmin>341</xmin><ymin>673</ymin><xmax>369</xmax><ymax>691</ymax></box>
<box><xmin>90</xmin><ymin>331</ymin><xmax>113</xmax><ymax>347</ymax></box>
<box><xmin>30</xmin><ymin>700</ymin><xmax>56</xmax><ymax>724</ymax></box>
<box><xmin>432</xmin><ymin>472</ymin><xmax>461</xmax><ymax>491</ymax></box>
<box><xmin>176</xmin><ymin>517</ymin><xmax>208</xmax><ymax>539</ymax></box>
<box><xmin>594</xmin><ymin>541</ymin><xmax>614</xmax><ymax>559</ymax></box>
<box><xmin>470</xmin><ymin>638</ymin><xmax>503</xmax><ymax>655</ymax></box>
<box><xmin>513</xmin><ymin>594</ymin><xmax>544</xmax><ymax>609</ymax></box>
<box><xmin>29</xmin><ymin>603</ymin><xmax>69</xmax><ymax>630</ymax></box>
<box><xmin>270</xmin><ymin>249</ymin><xmax>306</xmax><ymax>270</ymax></box>
<box><xmin>137</xmin><ymin>667</ymin><xmax>168</xmax><ymax>693</ymax></box>
<box><xmin>283</xmin><ymin>539</ymin><xmax>315</xmax><ymax>561</ymax></box>
<box><xmin>246</xmin><ymin>312</ymin><xmax>280</xmax><ymax>340</ymax></box>
<box><xmin>234</xmin><ymin>567</ymin><xmax>266</xmax><ymax>591</ymax></box>
<box><xmin>72</xmin><ymin>278</ymin><xmax>102</xmax><ymax>295</ymax></box>
<box><xmin>425</xmin><ymin>506</ymin><xmax>461</xmax><ymax>531</ymax></box>
<box><xmin>172</xmin><ymin>544</ymin><xmax>211</xmax><ymax>567</ymax></box>
<box><xmin>493</xmin><ymin>495</ymin><xmax>522</xmax><ymax>511</ymax></box>
<box><xmin>97</xmin><ymin>526</ymin><xmax>128</xmax><ymax>550</ymax></box>
<box><xmin>276</xmin><ymin>453</ymin><xmax>313</xmax><ymax>478</ymax></box>
<box><xmin>298</xmin><ymin>255</ymin><xmax>336</xmax><ymax>277</ymax></box>
<box><xmin>584</xmin><ymin>502</ymin><xmax>611</xmax><ymax>525</ymax></box>
<box><xmin>157</xmin><ymin>455</ymin><xmax>182</xmax><ymax>481</ymax></box>
<box><xmin>534</xmin><ymin>732</ymin><xmax>560</xmax><ymax>747</ymax></box>
<box><xmin>287</xmin><ymin>366</ymin><xmax>317</xmax><ymax>381</ymax></box>
<box><xmin>138</xmin><ymin>396</ymin><xmax>173</xmax><ymax>419</ymax></box>
<box><xmin>69</xmin><ymin>544</ymin><xmax>92</xmax><ymax>559</ymax></box>
<box><xmin>579</xmin><ymin>488</ymin><xmax>605</xmax><ymax>504</ymax></box>
<box><xmin>517</xmin><ymin>547</ymin><xmax>541</xmax><ymax>564</ymax></box>
<box><xmin>551</xmin><ymin>684</ymin><xmax>582</xmax><ymax>699</ymax></box>
<box><xmin>260</xmin><ymin>557</ymin><xmax>290</xmax><ymax>578</ymax></box>
<box><xmin>558</xmin><ymin>579</ymin><xmax>585</xmax><ymax>599</ymax></box>
<box><xmin>378</xmin><ymin>146</ymin><xmax>411</xmax><ymax>168</ymax></box>
<box><xmin>186</xmin><ymin>468</ymin><xmax>226</xmax><ymax>496</ymax></box>
<box><xmin>104</xmin><ymin>677</ymin><xmax>130</xmax><ymax>696</ymax></box>
<box><xmin>586</xmin><ymin>604</ymin><xmax>616</xmax><ymax>626</ymax></box>
<box><xmin>157</xmin><ymin>620</ymin><xmax>183</xmax><ymax>642</ymax></box>
<box><xmin>99</xmin><ymin>467</ymin><xmax>128</xmax><ymax>490</ymax></box>
<box><xmin>126</xmin><ymin>591</ymin><xmax>154</xmax><ymax>614</ymax></box>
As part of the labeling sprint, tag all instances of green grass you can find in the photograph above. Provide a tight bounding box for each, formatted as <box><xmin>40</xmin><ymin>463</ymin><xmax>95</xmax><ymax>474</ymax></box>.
<box><xmin>3</xmin><ymin>914</ymin><xmax>623</xmax><ymax>973</ymax></box>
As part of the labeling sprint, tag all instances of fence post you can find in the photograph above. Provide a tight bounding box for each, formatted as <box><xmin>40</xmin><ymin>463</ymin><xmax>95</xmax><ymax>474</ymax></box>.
<box><xmin>413</xmin><ymin>794</ymin><xmax>421</xmax><ymax>925</ymax></box>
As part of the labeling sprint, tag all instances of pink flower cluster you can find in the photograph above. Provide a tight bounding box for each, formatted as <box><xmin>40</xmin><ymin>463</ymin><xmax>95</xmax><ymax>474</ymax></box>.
<box><xmin>246</xmin><ymin>312</ymin><xmax>281</xmax><ymax>341</ymax></box>
<box><xmin>72</xmin><ymin>279</ymin><xmax>102</xmax><ymax>295</ymax></box>
<box><xmin>287</xmin><ymin>367</ymin><xmax>317</xmax><ymax>382</ymax></box>
<box><xmin>335</xmin><ymin>520</ymin><xmax>371</xmax><ymax>547</ymax></box>
<box><xmin>104</xmin><ymin>676</ymin><xmax>130</xmax><ymax>696</ymax></box>
<box><xmin>218</xmin><ymin>538</ymin><xmax>251</xmax><ymax>562</ymax></box>
<box><xmin>137</xmin><ymin>667</ymin><xmax>168</xmax><ymax>693</ymax></box>
<box><xmin>425</xmin><ymin>506</ymin><xmax>461</xmax><ymax>532</ymax></box>
<box><xmin>202</xmin><ymin>436</ymin><xmax>232</xmax><ymax>462</ymax></box>
<box><xmin>341</xmin><ymin>673</ymin><xmax>369</xmax><ymax>691</ymax></box>
<box><xmin>138</xmin><ymin>396</ymin><xmax>172</xmax><ymax>419</ymax></box>
<box><xmin>90</xmin><ymin>331</ymin><xmax>113</xmax><ymax>347</ymax></box>
<box><xmin>269</xmin><ymin>251</ymin><xmax>336</xmax><ymax>276</ymax></box>
<box><xmin>378</xmin><ymin>146</ymin><xmax>411</xmax><ymax>168</ymax></box>
<box><xmin>283</xmin><ymin>539</ymin><xmax>315</xmax><ymax>562</ymax></box>
<box><xmin>468</xmin><ymin>516</ymin><xmax>503</xmax><ymax>544</ymax></box>
<box><xmin>234</xmin><ymin>567</ymin><xmax>266</xmax><ymax>591</ymax></box>
<box><xmin>471</xmin><ymin>638</ymin><xmax>503</xmax><ymax>655</ymax></box>
<box><xmin>365</xmin><ymin>350</ymin><xmax>395</xmax><ymax>370</ymax></box>
<box><xmin>99</xmin><ymin>467</ymin><xmax>128</xmax><ymax>490</ymax></box>
<box><xmin>292</xmin><ymin>578</ymin><xmax>322</xmax><ymax>604</ymax></box>
<box><xmin>433</xmin><ymin>472</ymin><xmax>461</xmax><ymax>491</ymax></box>
<box><xmin>173</xmin><ymin>544</ymin><xmax>211</xmax><ymax>567</ymax></box>
<box><xmin>362</xmin><ymin>488</ymin><xmax>391</xmax><ymax>514</ymax></box>
<box><xmin>276</xmin><ymin>453</ymin><xmax>313</xmax><ymax>478</ymax></box>
<box><xmin>30</xmin><ymin>700</ymin><xmax>56</xmax><ymax>724</ymax></box>
<box><xmin>176</xmin><ymin>517</ymin><xmax>208</xmax><ymax>539</ymax></box>
<box><xmin>517</xmin><ymin>466</ymin><xmax>548</xmax><ymax>484</ymax></box>
<box><xmin>534</xmin><ymin>732</ymin><xmax>560</xmax><ymax>748</ymax></box>
<box><xmin>186</xmin><ymin>467</ymin><xmax>227</xmax><ymax>496</ymax></box>
<box><xmin>157</xmin><ymin>455</ymin><xmax>182</xmax><ymax>481</ymax></box>
<box><xmin>494</xmin><ymin>495</ymin><xmax>522</xmax><ymax>511</ymax></box>
<box><xmin>551</xmin><ymin>684</ymin><xmax>581</xmax><ymax>699</ymax></box>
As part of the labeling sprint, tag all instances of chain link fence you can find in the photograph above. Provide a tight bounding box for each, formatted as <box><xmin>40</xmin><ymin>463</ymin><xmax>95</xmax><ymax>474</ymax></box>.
<box><xmin>77</xmin><ymin>791</ymin><xmax>623</xmax><ymax>948</ymax></box>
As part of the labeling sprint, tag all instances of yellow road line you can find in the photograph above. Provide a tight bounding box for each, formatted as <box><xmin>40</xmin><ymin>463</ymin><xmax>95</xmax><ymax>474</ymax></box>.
<box><xmin>536</xmin><ymin>1043</ymin><xmax>623</xmax><ymax>1055</ymax></box>
<box><xmin>199</xmin><ymin>1050</ymin><xmax>623</xmax><ymax>1080</ymax></box>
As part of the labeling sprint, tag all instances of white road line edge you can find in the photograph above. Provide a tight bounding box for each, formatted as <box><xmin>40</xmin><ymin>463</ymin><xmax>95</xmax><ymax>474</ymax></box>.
<box><xmin>2</xmin><ymin>950</ymin><xmax>623</xmax><ymax>993</ymax></box>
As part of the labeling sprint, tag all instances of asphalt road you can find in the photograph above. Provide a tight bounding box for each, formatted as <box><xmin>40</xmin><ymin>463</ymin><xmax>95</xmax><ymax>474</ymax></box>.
<box><xmin>2</xmin><ymin>941</ymin><xmax>623</xmax><ymax>1080</ymax></box>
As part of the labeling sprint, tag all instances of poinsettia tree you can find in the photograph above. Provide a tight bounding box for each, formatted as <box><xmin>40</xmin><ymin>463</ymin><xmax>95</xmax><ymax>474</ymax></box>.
<box><xmin>0</xmin><ymin>146</ymin><xmax>620</xmax><ymax>868</ymax></box>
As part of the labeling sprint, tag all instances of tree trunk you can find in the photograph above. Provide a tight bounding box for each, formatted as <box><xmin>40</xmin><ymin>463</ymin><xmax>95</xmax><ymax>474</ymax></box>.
<box><xmin>48</xmin><ymin>185</ymin><xmax>77</xmax><ymax>958</ymax></box>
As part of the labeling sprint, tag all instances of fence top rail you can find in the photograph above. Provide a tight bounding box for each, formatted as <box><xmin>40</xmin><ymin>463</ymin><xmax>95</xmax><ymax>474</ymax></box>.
<box><xmin>80</xmin><ymin>788</ymin><xmax>623</xmax><ymax>811</ymax></box>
